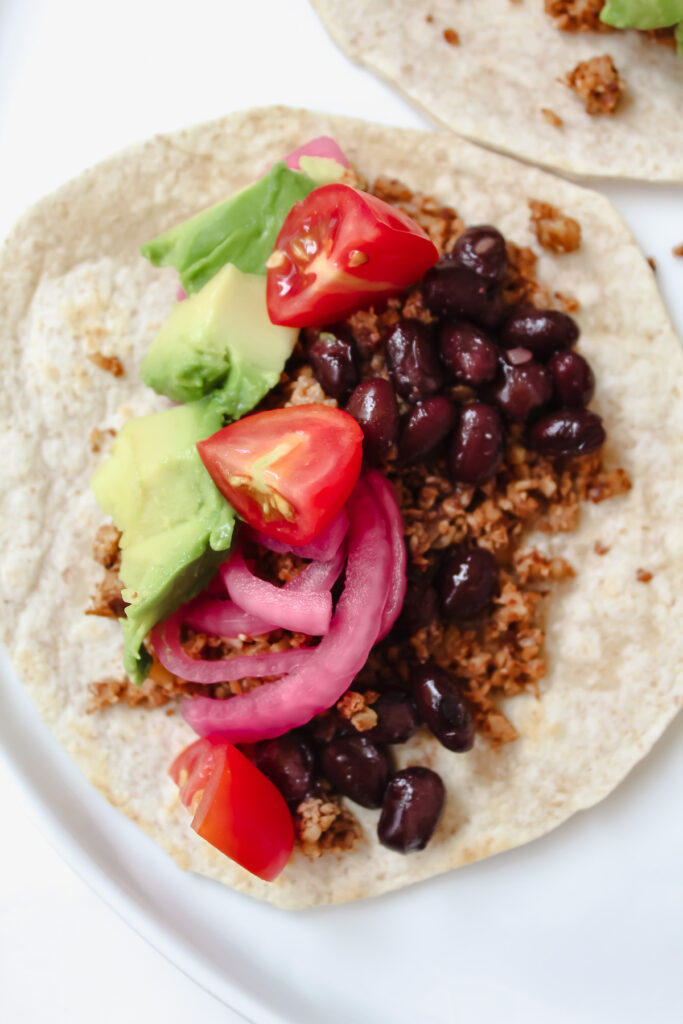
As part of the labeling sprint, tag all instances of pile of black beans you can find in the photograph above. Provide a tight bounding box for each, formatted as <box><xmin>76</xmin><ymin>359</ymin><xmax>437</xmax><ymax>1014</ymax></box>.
<box><xmin>306</xmin><ymin>225</ymin><xmax>605</xmax><ymax>476</ymax></box>
<box><xmin>285</xmin><ymin>226</ymin><xmax>607</xmax><ymax>854</ymax></box>
<box><xmin>253</xmin><ymin>659</ymin><xmax>472</xmax><ymax>853</ymax></box>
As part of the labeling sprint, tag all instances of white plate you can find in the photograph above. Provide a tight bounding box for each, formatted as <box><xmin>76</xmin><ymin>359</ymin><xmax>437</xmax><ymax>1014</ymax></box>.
<box><xmin>1</xmin><ymin>1</ymin><xmax>682</xmax><ymax>1021</ymax></box>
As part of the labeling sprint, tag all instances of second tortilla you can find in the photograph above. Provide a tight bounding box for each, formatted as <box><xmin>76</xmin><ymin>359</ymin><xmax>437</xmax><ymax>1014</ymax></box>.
<box><xmin>311</xmin><ymin>0</ymin><xmax>683</xmax><ymax>182</ymax></box>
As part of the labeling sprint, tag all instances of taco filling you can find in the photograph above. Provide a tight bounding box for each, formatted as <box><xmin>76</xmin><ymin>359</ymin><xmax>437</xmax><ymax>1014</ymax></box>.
<box><xmin>86</xmin><ymin>137</ymin><xmax>633</xmax><ymax>880</ymax></box>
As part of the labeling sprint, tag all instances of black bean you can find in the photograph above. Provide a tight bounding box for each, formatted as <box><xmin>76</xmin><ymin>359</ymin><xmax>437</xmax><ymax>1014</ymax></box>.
<box><xmin>320</xmin><ymin>736</ymin><xmax>391</xmax><ymax>808</ymax></box>
<box><xmin>423</xmin><ymin>263</ymin><xmax>503</xmax><ymax>330</ymax></box>
<box><xmin>490</xmin><ymin>357</ymin><xmax>552</xmax><ymax>422</ymax></box>
<box><xmin>501</xmin><ymin>307</ymin><xmax>579</xmax><ymax>361</ymax></box>
<box><xmin>548</xmin><ymin>350</ymin><xmax>595</xmax><ymax>407</ymax></box>
<box><xmin>450</xmin><ymin>402</ymin><xmax>503</xmax><ymax>484</ymax></box>
<box><xmin>346</xmin><ymin>378</ymin><xmax>399</xmax><ymax>464</ymax></box>
<box><xmin>448</xmin><ymin>225</ymin><xmax>507</xmax><ymax>285</ymax></box>
<box><xmin>528</xmin><ymin>409</ymin><xmax>606</xmax><ymax>456</ymax></box>
<box><xmin>412</xmin><ymin>662</ymin><xmax>475</xmax><ymax>752</ymax></box>
<box><xmin>398</xmin><ymin>396</ymin><xmax>457</xmax><ymax>464</ymax></box>
<box><xmin>253</xmin><ymin>734</ymin><xmax>315</xmax><ymax>807</ymax></box>
<box><xmin>397</xmin><ymin>568</ymin><xmax>440</xmax><ymax>634</ymax></box>
<box><xmin>307</xmin><ymin>326</ymin><xmax>358</xmax><ymax>402</ymax></box>
<box><xmin>386</xmin><ymin>319</ymin><xmax>444</xmax><ymax>404</ymax></box>
<box><xmin>362</xmin><ymin>690</ymin><xmax>420</xmax><ymax>744</ymax></box>
<box><xmin>378</xmin><ymin>767</ymin><xmax>445</xmax><ymax>853</ymax></box>
<box><xmin>439</xmin><ymin>322</ymin><xmax>498</xmax><ymax>386</ymax></box>
<box><xmin>438</xmin><ymin>545</ymin><xmax>498</xmax><ymax>621</ymax></box>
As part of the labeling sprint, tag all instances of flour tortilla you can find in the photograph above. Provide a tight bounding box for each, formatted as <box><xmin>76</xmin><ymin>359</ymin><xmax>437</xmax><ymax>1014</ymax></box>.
<box><xmin>311</xmin><ymin>0</ymin><xmax>683</xmax><ymax>182</ymax></box>
<box><xmin>0</xmin><ymin>107</ymin><xmax>681</xmax><ymax>909</ymax></box>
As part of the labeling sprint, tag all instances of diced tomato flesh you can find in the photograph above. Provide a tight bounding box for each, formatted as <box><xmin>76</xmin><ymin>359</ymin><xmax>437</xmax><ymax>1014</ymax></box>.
<box><xmin>197</xmin><ymin>404</ymin><xmax>363</xmax><ymax>546</ymax></box>
<box><xmin>170</xmin><ymin>737</ymin><xmax>294</xmax><ymax>881</ymax></box>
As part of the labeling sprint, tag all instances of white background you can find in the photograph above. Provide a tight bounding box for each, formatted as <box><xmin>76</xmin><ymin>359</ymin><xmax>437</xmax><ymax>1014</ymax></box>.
<box><xmin>1</xmin><ymin>2</ymin><xmax>682</xmax><ymax>1022</ymax></box>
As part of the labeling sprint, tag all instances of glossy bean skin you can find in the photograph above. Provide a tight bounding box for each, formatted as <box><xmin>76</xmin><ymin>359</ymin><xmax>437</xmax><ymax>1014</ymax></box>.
<box><xmin>450</xmin><ymin>402</ymin><xmax>503</xmax><ymax>484</ymax></box>
<box><xmin>253</xmin><ymin>733</ymin><xmax>315</xmax><ymax>807</ymax></box>
<box><xmin>412</xmin><ymin>662</ymin><xmax>475</xmax><ymax>752</ymax></box>
<box><xmin>490</xmin><ymin>358</ymin><xmax>552</xmax><ymax>422</ymax></box>
<box><xmin>378</xmin><ymin>767</ymin><xmax>445</xmax><ymax>853</ymax></box>
<box><xmin>307</xmin><ymin>327</ymin><xmax>358</xmax><ymax>402</ymax></box>
<box><xmin>398</xmin><ymin>396</ymin><xmax>457</xmax><ymax>464</ymax></box>
<box><xmin>346</xmin><ymin>378</ymin><xmax>399</xmax><ymax>464</ymax></box>
<box><xmin>528</xmin><ymin>409</ymin><xmax>606</xmax><ymax>456</ymax></box>
<box><xmin>362</xmin><ymin>690</ymin><xmax>420</xmax><ymax>744</ymax></box>
<box><xmin>448</xmin><ymin>225</ymin><xmax>507</xmax><ymax>285</ymax></box>
<box><xmin>423</xmin><ymin>263</ymin><xmax>503</xmax><ymax>330</ymax></box>
<box><xmin>386</xmin><ymin>319</ymin><xmax>444</xmax><ymax>404</ymax></box>
<box><xmin>320</xmin><ymin>735</ymin><xmax>391</xmax><ymax>808</ymax></box>
<box><xmin>548</xmin><ymin>350</ymin><xmax>595</xmax><ymax>407</ymax></box>
<box><xmin>439</xmin><ymin>322</ymin><xmax>498</xmax><ymax>386</ymax></box>
<box><xmin>438</xmin><ymin>545</ymin><xmax>498</xmax><ymax>621</ymax></box>
<box><xmin>501</xmin><ymin>307</ymin><xmax>579</xmax><ymax>361</ymax></box>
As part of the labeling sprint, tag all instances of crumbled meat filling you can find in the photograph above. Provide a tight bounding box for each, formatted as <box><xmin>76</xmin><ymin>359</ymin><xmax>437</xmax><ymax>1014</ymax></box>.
<box><xmin>92</xmin><ymin>524</ymin><xmax>122</xmax><ymax>570</ymax></box>
<box><xmin>443</xmin><ymin>28</ymin><xmax>460</xmax><ymax>45</ymax></box>
<box><xmin>336</xmin><ymin>689</ymin><xmax>380</xmax><ymax>732</ymax></box>
<box><xmin>643</xmin><ymin>26</ymin><xmax>676</xmax><ymax>47</ymax></box>
<box><xmin>89</xmin><ymin>426</ymin><xmax>116</xmax><ymax>453</ymax></box>
<box><xmin>88</xmin><ymin>351</ymin><xmax>124</xmax><ymax>376</ymax></box>
<box><xmin>545</xmin><ymin>0</ymin><xmax>611</xmax><ymax>33</ymax></box>
<box><xmin>541</xmin><ymin>108</ymin><xmax>564</xmax><ymax>127</ymax></box>
<box><xmin>636</xmin><ymin>568</ymin><xmax>653</xmax><ymax>583</ymax></box>
<box><xmin>295</xmin><ymin>797</ymin><xmax>362</xmax><ymax>859</ymax></box>
<box><xmin>673</xmin><ymin>244</ymin><xmax>683</xmax><ymax>259</ymax></box>
<box><xmin>88</xmin><ymin>661</ymin><xmax>189</xmax><ymax>711</ymax></box>
<box><xmin>564</xmin><ymin>55</ymin><xmax>625</xmax><ymax>115</ymax></box>
<box><xmin>529</xmin><ymin>200</ymin><xmax>582</xmax><ymax>255</ymax></box>
<box><xmin>503</xmin><ymin>243</ymin><xmax>580</xmax><ymax>313</ymax></box>
<box><xmin>86</xmin><ymin>568</ymin><xmax>126</xmax><ymax>618</ymax></box>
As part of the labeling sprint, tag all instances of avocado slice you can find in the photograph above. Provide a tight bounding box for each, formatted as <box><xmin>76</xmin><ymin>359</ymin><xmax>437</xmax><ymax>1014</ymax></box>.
<box><xmin>140</xmin><ymin>161</ymin><xmax>315</xmax><ymax>293</ymax></box>
<box><xmin>600</xmin><ymin>0</ymin><xmax>683</xmax><ymax>29</ymax></box>
<box><xmin>140</xmin><ymin>264</ymin><xmax>298</xmax><ymax>413</ymax></box>
<box><xmin>91</xmin><ymin>396</ymin><xmax>235</xmax><ymax>684</ymax></box>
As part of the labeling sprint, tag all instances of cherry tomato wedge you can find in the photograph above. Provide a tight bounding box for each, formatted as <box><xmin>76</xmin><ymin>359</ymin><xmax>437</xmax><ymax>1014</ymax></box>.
<box><xmin>169</xmin><ymin>736</ymin><xmax>294</xmax><ymax>881</ymax></box>
<box><xmin>197</xmin><ymin>404</ymin><xmax>363</xmax><ymax>546</ymax></box>
<box><xmin>266</xmin><ymin>183</ymin><xmax>439</xmax><ymax>328</ymax></box>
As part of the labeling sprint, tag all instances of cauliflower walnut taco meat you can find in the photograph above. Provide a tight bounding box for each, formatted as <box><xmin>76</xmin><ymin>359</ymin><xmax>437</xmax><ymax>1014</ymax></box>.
<box><xmin>0</xmin><ymin>109</ymin><xmax>681</xmax><ymax>909</ymax></box>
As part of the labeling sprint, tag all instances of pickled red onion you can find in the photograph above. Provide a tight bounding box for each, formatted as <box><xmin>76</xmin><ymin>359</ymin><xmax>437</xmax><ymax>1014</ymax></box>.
<box><xmin>220</xmin><ymin>546</ymin><xmax>340</xmax><ymax>636</ymax></box>
<box><xmin>365</xmin><ymin>471</ymin><xmax>407</xmax><ymax>640</ymax></box>
<box><xmin>151</xmin><ymin>610</ymin><xmax>312</xmax><ymax>684</ymax></box>
<box><xmin>181</xmin><ymin>476</ymin><xmax>391</xmax><ymax>741</ymax></box>
<box><xmin>243</xmin><ymin>508</ymin><xmax>348</xmax><ymax>561</ymax></box>
<box><xmin>284</xmin><ymin>137</ymin><xmax>350</xmax><ymax>171</ymax></box>
<box><xmin>183</xmin><ymin>597</ymin><xmax>277</xmax><ymax>638</ymax></box>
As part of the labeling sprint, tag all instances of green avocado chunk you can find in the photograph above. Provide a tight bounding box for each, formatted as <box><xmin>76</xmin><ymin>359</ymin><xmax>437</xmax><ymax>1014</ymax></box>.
<box><xmin>140</xmin><ymin>264</ymin><xmax>298</xmax><ymax>412</ymax></box>
<box><xmin>91</xmin><ymin>396</ymin><xmax>235</xmax><ymax>684</ymax></box>
<box><xmin>140</xmin><ymin>161</ymin><xmax>315</xmax><ymax>293</ymax></box>
<box><xmin>600</xmin><ymin>0</ymin><xmax>683</xmax><ymax>29</ymax></box>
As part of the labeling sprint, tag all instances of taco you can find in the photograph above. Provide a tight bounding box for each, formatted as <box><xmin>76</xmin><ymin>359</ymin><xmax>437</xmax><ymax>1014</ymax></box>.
<box><xmin>310</xmin><ymin>0</ymin><xmax>683</xmax><ymax>181</ymax></box>
<box><xmin>0</xmin><ymin>107</ymin><xmax>681</xmax><ymax>909</ymax></box>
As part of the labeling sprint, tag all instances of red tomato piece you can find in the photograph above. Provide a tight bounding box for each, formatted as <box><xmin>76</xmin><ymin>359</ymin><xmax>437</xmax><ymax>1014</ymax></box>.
<box><xmin>169</xmin><ymin>736</ymin><xmax>294</xmax><ymax>881</ymax></box>
<box><xmin>197</xmin><ymin>404</ymin><xmax>363</xmax><ymax>546</ymax></box>
<box><xmin>266</xmin><ymin>183</ymin><xmax>439</xmax><ymax>328</ymax></box>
